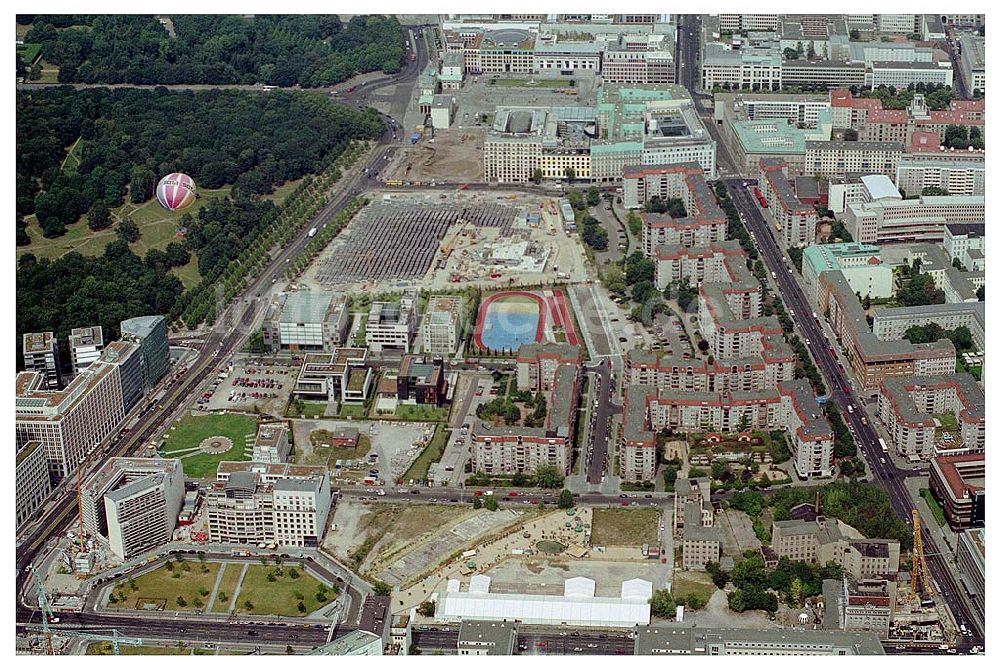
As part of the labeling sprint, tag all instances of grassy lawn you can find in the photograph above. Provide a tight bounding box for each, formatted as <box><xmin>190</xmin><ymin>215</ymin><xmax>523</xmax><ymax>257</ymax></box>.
<box><xmin>304</xmin><ymin>432</ymin><xmax>371</xmax><ymax>467</ymax></box>
<box><xmin>395</xmin><ymin>403</ymin><xmax>450</xmax><ymax>421</ymax></box>
<box><xmin>16</xmin><ymin>23</ymin><xmax>32</xmax><ymax>39</ymax></box>
<box><xmin>590</xmin><ymin>508</ymin><xmax>660</xmax><ymax>546</ymax></box>
<box><xmin>159</xmin><ymin>412</ymin><xmax>257</xmax><ymax>478</ymax></box>
<box><xmin>210</xmin><ymin>563</ymin><xmax>244</xmax><ymax>613</ymax></box>
<box><xmin>235</xmin><ymin>565</ymin><xmax>334</xmax><ymax>617</ymax></box>
<box><xmin>671</xmin><ymin>570</ymin><xmax>717</xmax><ymax>606</ymax></box>
<box><xmin>108</xmin><ymin>561</ymin><xmax>221</xmax><ymax>612</ymax></box>
<box><xmin>933</xmin><ymin>412</ymin><xmax>959</xmax><ymax>433</ymax></box>
<box><xmin>87</xmin><ymin>644</ymin><xmax>219</xmax><ymax>656</ymax></box>
<box><xmin>288</xmin><ymin>400</ymin><xmax>329</xmax><ymax>418</ymax></box>
<box><xmin>17</xmin><ymin>42</ymin><xmax>42</xmax><ymax>64</ymax></box>
<box><xmin>262</xmin><ymin>178</ymin><xmax>303</xmax><ymax>206</ymax></box>
<box><xmin>339</xmin><ymin>403</ymin><xmax>368</xmax><ymax>419</ymax></box>
<box><xmin>16</xmin><ymin>188</ymin><xmax>227</xmax><ymax>262</ymax></box>
<box><xmin>920</xmin><ymin>488</ymin><xmax>947</xmax><ymax>527</ymax></box>
<box><xmin>399</xmin><ymin>425</ymin><xmax>449</xmax><ymax>483</ymax></box>
<box><xmin>172</xmin><ymin>260</ymin><xmax>203</xmax><ymax>289</ymax></box>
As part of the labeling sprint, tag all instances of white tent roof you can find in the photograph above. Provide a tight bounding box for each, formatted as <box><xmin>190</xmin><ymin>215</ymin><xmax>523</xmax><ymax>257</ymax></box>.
<box><xmin>564</xmin><ymin>577</ymin><xmax>596</xmax><ymax>598</ymax></box>
<box><xmin>621</xmin><ymin>578</ymin><xmax>654</xmax><ymax>601</ymax></box>
<box><xmin>447</xmin><ymin>579</ymin><xmax>461</xmax><ymax>592</ymax></box>
<box><xmin>437</xmin><ymin>591</ymin><xmax>650</xmax><ymax>628</ymax></box>
<box><xmin>469</xmin><ymin>574</ymin><xmax>492</xmax><ymax>594</ymax></box>
<box><xmin>860</xmin><ymin>174</ymin><xmax>901</xmax><ymax>201</ymax></box>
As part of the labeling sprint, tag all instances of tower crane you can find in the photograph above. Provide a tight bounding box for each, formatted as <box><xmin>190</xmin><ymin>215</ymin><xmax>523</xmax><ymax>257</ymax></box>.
<box><xmin>32</xmin><ymin>579</ymin><xmax>142</xmax><ymax>655</ymax></box>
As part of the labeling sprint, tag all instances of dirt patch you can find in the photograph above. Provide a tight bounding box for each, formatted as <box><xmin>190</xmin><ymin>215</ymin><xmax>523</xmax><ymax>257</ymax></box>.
<box><xmin>392</xmin><ymin>128</ymin><xmax>485</xmax><ymax>182</ymax></box>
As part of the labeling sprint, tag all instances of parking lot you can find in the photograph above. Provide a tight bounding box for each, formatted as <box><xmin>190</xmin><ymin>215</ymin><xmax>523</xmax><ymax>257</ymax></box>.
<box><xmin>200</xmin><ymin>360</ymin><xmax>295</xmax><ymax>416</ymax></box>
<box><xmin>433</xmin><ymin>374</ymin><xmax>495</xmax><ymax>486</ymax></box>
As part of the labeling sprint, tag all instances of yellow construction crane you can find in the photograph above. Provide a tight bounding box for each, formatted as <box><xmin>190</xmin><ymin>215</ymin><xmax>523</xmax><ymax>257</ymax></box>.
<box><xmin>911</xmin><ymin>509</ymin><xmax>932</xmax><ymax>601</ymax></box>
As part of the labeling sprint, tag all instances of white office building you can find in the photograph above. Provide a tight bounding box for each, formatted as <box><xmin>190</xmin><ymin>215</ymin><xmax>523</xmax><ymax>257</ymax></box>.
<box><xmin>81</xmin><ymin>458</ymin><xmax>185</xmax><ymax>560</ymax></box>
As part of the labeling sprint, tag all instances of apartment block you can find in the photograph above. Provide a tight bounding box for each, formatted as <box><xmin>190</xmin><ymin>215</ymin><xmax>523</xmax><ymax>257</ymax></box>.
<box><xmin>877</xmin><ymin>373</ymin><xmax>984</xmax><ymax>458</ymax></box>
<box><xmin>16</xmin><ymin>440</ymin><xmax>52</xmax><ymax>529</ymax></box>
<box><xmin>895</xmin><ymin>158</ymin><xmax>985</xmax><ymax>198</ymax></box>
<box><xmin>208</xmin><ymin>462</ymin><xmax>332</xmax><ymax>547</ymax></box>
<box><xmin>366</xmin><ymin>293</ymin><xmax>419</xmax><ymax>352</ymax></box>
<box><xmin>682</xmin><ymin>525</ymin><xmax>722</xmax><ymax>571</ymax></box>
<box><xmin>81</xmin><ymin>457</ymin><xmax>184</xmax><ymax>559</ymax></box>
<box><xmin>621</xmin><ymin>379</ymin><xmax>832</xmax><ymax>480</ymax></box>
<box><xmin>817</xmin><ymin>270</ymin><xmax>956</xmax><ymax>392</ymax></box>
<box><xmin>261</xmin><ymin>290</ymin><xmax>350</xmax><ymax>352</ymax></box>
<box><xmin>515</xmin><ymin>343</ymin><xmax>581</xmax><ymax>391</ymax></box>
<box><xmin>652</xmin><ymin>240</ymin><xmax>745</xmax><ymax>290</ymax></box>
<box><xmin>420</xmin><ymin>296</ymin><xmax>465</xmax><ymax>355</ymax></box>
<box><xmin>804</xmin><ymin>140</ymin><xmax>904</xmax><ymax>180</ymax></box>
<box><xmin>473</xmin><ymin>363</ymin><xmax>579</xmax><ymax>477</ymax></box>
<box><xmin>757</xmin><ymin>158</ymin><xmax>818</xmax><ymax>248</ymax></box>
<box><xmin>68</xmin><ymin>326</ymin><xmax>105</xmax><ymax>376</ymax></box>
<box><xmin>22</xmin><ymin>331</ymin><xmax>61</xmax><ymax>389</ymax></box>
<box><xmin>928</xmin><ymin>451</ymin><xmax>984</xmax><ymax>528</ymax></box>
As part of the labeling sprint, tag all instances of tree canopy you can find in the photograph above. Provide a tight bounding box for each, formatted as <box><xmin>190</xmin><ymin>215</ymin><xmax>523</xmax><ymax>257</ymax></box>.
<box><xmin>24</xmin><ymin>15</ymin><xmax>403</xmax><ymax>86</ymax></box>
<box><xmin>17</xmin><ymin>87</ymin><xmax>382</xmax><ymax>236</ymax></box>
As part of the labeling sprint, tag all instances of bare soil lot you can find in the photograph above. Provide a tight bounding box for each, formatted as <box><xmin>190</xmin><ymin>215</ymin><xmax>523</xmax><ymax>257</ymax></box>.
<box><xmin>393</xmin><ymin>128</ymin><xmax>485</xmax><ymax>182</ymax></box>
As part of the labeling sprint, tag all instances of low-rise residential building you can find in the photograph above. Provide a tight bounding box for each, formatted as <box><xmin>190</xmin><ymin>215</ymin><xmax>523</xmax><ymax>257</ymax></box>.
<box><xmin>457</xmin><ymin>620</ymin><xmax>517</xmax><ymax>655</ymax></box>
<box><xmin>757</xmin><ymin>157</ymin><xmax>819</xmax><ymax>248</ymax></box>
<box><xmin>68</xmin><ymin>326</ymin><xmax>105</xmax><ymax>376</ymax></box>
<box><xmin>955</xmin><ymin>528</ymin><xmax>984</xmax><ymax>630</ymax></box>
<box><xmin>208</xmin><ymin>462</ymin><xmax>332</xmax><ymax>547</ymax></box>
<box><xmin>262</xmin><ymin>291</ymin><xmax>349</xmax><ymax>352</ymax></box>
<box><xmin>293</xmin><ymin>348</ymin><xmax>372</xmax><ymax>404</ymax></box>
<box><xmin>420</xmin><ymin>296</ymin><xmax>466</xmax><ymax>356</ymax></box>
<box><xmin>22</xmin><ymin>331</ymin><xmax>61</xmax><ymax>389</ymax></box>
<box><xmin>771</xmin><ymin>517</ymin><xmax>900</xmax><ymax>578</ymax></box>
<box><xmin>81</xmin><ymin>458</ymin><xmax>184</xmax><ymax>560</ymax></box>
<box><xmin>928</xmin><ymin>451</ymin><xmax>984</xmax><ymax>529</ymax></box>
<box><xmin>633</xmin><ymin>626</ymin><xmax>885</xmax><ymax>655</ymax></box>
<box><xmin>16</xmin><ymin>440</ymin><xmax>51</xmax><ymax>530</ymax></box>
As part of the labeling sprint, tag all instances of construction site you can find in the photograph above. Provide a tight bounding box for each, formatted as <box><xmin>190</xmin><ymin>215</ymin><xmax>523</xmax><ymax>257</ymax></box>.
<box><xmin>299</xmin><ymin>191</ymin><xmax>591</xmax><ymax>293</ymax></box>
<box><xmin>391</xmin><ymin>127</ymin><xmax>485</xmax><ymax>183</ymax></box>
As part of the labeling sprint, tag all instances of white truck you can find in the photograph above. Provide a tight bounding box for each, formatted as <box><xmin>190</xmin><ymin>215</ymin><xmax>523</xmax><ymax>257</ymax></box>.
<box><xmin>308</xmin><ymin>227</ymin><xmax>318</xmax><ymax>238</ymax></box>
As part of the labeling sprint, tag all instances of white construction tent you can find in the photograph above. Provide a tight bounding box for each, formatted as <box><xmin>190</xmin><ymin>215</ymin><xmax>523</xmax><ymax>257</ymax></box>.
<box><xmin>436</xmin><ymin>575</ymin><xmax>652</xmax><ymax>628</ymax></box>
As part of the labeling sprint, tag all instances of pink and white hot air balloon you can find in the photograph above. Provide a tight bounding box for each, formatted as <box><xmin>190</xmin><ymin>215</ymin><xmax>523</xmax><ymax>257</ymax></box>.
<box><xmin>155</xmin><ymin>173</ymin><xmax>197</xmax><ymax>211</ymax></box>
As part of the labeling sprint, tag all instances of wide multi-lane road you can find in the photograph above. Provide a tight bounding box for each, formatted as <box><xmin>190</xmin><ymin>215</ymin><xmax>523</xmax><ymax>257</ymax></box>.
<box><xmin>725</xmin><ymin>178</ymin><xmax>982</xmax><ymax>649</ymax></box>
